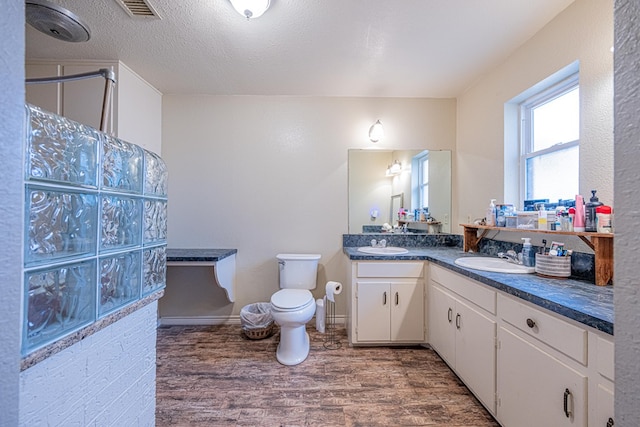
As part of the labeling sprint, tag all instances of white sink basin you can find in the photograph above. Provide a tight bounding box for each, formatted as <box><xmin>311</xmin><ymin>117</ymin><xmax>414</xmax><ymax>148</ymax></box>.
<box><xmin>357</xmin><ymin>247</ymin><xmax>409</xmax><ymax>255</ymax></box>
<box><xmin>454</xmin><ymin>257</ymin><xmax>535</xmax><ymax>274</ymax></box>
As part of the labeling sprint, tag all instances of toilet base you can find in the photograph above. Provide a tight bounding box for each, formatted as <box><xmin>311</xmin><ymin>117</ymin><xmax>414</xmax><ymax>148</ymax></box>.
<box><xmin>276</xmin><ymin>327</ymin><xmax>310</xmax><ymax>366</ymax></box>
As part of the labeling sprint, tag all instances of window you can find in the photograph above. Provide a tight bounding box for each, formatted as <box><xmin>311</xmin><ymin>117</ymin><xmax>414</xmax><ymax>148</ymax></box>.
<box><xmin>415</xmin><ymin>151</ymin><xmax>429</xmax><ymax>209</ymax></box>
<box><xmin>520</xmin><ymin>73</ymin><xmax>579</xmax><ymax>202</ymax></box>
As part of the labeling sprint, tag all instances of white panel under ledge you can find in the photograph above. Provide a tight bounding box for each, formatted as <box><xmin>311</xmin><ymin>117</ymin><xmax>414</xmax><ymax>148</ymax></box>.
<box><xmin>165</xmin><ymin>248</ymin><xmax>237</xmax><ymax>302</ymax></box>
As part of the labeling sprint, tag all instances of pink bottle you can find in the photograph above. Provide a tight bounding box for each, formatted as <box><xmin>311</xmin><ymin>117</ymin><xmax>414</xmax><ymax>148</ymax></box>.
<box><xmin>574</xmin><ymin>195</ymin><xmax>586</xmax><ymax>232</ymax></box>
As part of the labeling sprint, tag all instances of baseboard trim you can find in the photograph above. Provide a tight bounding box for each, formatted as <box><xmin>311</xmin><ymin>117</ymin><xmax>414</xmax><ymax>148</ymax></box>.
<box><xmin>158</xmin><ymin>316</ymin><xmax>242</xmax><ymax>326</ymax></box>
<box><xmin>158</xmin><ymin>315</ymin><xmax>347</xmax><ymax>327</ymax></box>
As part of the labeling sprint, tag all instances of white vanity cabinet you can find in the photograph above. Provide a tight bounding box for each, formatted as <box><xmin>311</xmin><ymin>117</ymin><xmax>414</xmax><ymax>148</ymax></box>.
<box><xmin>591</xmin><ymin>334</ymin><xmax>615</xmax><ymax>427</ymax></box>
<box><xmin>496</xmin><ymin>293</ymin><xmax>614</xmax><ymax>427</ymax></box>
<box><xmin>428</xmin><ymin>264</ymin><xmax>497</xmax><ymax>414</ymax></box>
<box><xmin>497</xmin><ymin>326</ymin><xmax>588</xmax><ymax>427</ymax></box>
<box><xmin>26</xmin><ymin>60</ymin><xmax>162</xmax><ymax>154</ymax></box>
<box><xmin>347</xmin><ymin>262</ymin><xmax>425</xmax><ymax>345</ymax></box>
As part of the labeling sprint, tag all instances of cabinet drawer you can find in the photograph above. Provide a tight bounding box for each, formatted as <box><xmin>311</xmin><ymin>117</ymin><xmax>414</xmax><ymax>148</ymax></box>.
<box><xmin>498</xmin><ymin>294</ymin><xmax>587</xmax><ymax>365</ymax></box>
<box><xmin>357</xmin><ymin>262</ymin><xmax>423</xmax><ymax>278</ymax></box>
<box><xmin>597</xmin><ymin>335</ymin><xmax>614</xmax><ymax>381</ymax></box>
<box><xmin>429</xmin><ymin>264</ymin><xmax>496</xmax><ymax>314</ymax></box>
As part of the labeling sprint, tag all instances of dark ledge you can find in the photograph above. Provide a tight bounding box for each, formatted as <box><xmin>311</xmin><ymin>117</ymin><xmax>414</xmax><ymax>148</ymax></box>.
<box><xmin>166</xmin><ymin>248</ymin><xmax>237</xmax><ymax>262</ymax></box>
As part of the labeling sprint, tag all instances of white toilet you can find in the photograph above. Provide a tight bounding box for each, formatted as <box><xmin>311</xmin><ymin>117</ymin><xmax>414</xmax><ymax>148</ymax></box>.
<box><xmin>270</xmin><ymin>253</ymin><xmax>320</xmax><ymax>366</ymax></box>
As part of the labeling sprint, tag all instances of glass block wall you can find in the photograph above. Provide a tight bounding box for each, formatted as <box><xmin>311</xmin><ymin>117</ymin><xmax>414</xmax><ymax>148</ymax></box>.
<box><xmin>23</xmin><ymin>104</ymin><xmax>168</xmax><ymax>356</ymax></box>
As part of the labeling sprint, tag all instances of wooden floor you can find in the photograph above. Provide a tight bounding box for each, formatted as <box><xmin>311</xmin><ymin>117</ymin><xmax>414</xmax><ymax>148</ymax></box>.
<box><xmin>156</xmin><ymin>324</ymin><xmax>499</xmax><ymax>427</ymax></box>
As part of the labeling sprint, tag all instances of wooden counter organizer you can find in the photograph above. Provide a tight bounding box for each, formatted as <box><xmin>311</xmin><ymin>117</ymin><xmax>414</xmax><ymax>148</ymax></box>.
<box><xmin>461</xmin><ymin>224</ymin><xmax>613</xmax><ymax>286</ymax></box>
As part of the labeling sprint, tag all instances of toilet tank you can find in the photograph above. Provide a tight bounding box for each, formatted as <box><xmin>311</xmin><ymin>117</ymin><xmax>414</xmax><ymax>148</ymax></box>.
<box><xmin>277</xmin><ymin>253</ymin><xmax>321</xmax><ymax>290</ymax></box>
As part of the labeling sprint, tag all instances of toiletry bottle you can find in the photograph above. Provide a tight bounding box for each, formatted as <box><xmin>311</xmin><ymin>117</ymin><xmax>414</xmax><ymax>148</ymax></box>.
<box><xmin>574</xmin><ymin>195</ymin><xmax>586</xmax><ymax>232</ymax></box>
<box><xmin>596</xmin><ymin>205</ymin><xmax>613</xmax><ymax>233</ymax></box>
<box><xmin>486</xmin><ymin>199</ymin><xmax>496</xmax><ymax>226</ymax></box>
<box><xmin>585</xmin><ymin>190</ymin><xmax>603</xmax><ymax>232</ymax></box>
<box><xmin>521</xmin><ymin>238</ymin><xmax>535</xmax><ymax>267</ymax></box>
<box><xmin>568</xmin><ymin>207</ymin><xmax>575</xmax><ymax>232</ymax></box>
<box><xmin>561</xmin><ymin>212</ymin><xmax>570</xmax><ymax>231</ymax></box>
<box><xmin>537</xmin><ymin>208</ymin><xmax>547</xmax><ymax>230</ymax></box>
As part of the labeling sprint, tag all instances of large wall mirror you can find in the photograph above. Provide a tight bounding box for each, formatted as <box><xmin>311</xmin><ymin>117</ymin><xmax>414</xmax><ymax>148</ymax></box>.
<box><xmin>348</xmin><ymin>149</ymin><xmax>452</xmax><ymax>234</ymax></box>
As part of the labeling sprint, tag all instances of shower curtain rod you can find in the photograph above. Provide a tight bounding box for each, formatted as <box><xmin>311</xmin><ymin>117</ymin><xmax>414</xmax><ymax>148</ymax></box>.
<box><xmin>25</xmin><ymin>68</ymin><xmax>117</xmax><ymax>133</ymax></box>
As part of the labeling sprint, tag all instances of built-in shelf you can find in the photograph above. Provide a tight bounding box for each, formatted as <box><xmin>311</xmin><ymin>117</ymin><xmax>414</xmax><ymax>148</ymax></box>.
<box><xmin>166</xmin><ymin>249</ymin><xmax>237</xmax><ymax>302</ymax></box>
<box><xmin>460</xmin><ymin>224</ymin><xmax>613</xmax><ymax>286</ymax></box>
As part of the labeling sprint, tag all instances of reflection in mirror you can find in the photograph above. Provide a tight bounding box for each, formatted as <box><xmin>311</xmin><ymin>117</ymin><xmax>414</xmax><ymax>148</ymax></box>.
<box><xmin>348</xmin><ymin>149</ymin><xmax>451</xmax><ymax>234</ymax></box>
<box><xmin>390</xmin><ymin>193</ymin><xmax>404</xmax><ymax>226</ymax></box>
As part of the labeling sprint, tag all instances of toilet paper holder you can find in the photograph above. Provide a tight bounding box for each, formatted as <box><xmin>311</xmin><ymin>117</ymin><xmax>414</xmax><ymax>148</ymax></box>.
<box><xmin>323</xmin><ymin>282</ymin><xmax>342</xmax><ymax>350</ymax></box>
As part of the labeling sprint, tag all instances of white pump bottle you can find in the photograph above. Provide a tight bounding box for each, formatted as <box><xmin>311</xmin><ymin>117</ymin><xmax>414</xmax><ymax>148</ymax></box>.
<box><xmin>486</xmin><ymin>199</ymin><xmax>497</xmax><ymax>226</ymax></box>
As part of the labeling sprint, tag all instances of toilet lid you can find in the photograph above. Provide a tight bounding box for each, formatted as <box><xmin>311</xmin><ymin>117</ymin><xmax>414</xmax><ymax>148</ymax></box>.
<box><xmin>271</xmin><ymin>289</ymin><xmax>313</xmax><ymax>310</ymax></box>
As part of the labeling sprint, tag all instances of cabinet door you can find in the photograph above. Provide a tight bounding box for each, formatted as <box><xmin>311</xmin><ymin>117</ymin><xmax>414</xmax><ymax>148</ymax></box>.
<box><xmin>391</xmin><ymin>280</ymin><xmax>424</xmax><ymax>342</ymax></box>
<box><xmin>356</xmin><ymin>281</ymin><xmax>390</xmax><ymax>341</ymax></box>
<box><xmin>428</xmin><ymin>283</ymin><xmax>456</xmax><ymax>366</ymax></box>
<box><xmin>455</xmin><ymin>298</ymin><xmax>497</xmax><ymax>413</ymax></box>
<box><xmin>497</xmin><ymin>327</ymin><xmax>587</xmax><ymax>427</ymax></box>
<box><xmin>595</xmin><ymin>383</ymin><xmax>614</xmax><ymax>427</ymax></box>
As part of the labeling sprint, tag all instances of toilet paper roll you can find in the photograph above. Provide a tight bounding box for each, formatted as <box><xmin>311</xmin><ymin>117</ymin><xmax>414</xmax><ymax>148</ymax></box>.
<box><xmin>325</xmin><ymin>281</ymin><xmax>343</xmax><ymax>302</ymax></box>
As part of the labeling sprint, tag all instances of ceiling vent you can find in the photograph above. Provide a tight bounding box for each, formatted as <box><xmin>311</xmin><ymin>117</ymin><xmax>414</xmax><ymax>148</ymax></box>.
<box><xmin>115</xmin><ymin>0</ymin><xmax>161</xmax><ymax>19</ymax></box>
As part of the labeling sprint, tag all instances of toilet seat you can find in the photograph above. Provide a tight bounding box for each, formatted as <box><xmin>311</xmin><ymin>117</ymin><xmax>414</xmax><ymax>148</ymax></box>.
<box><xmin>271</xmin><ymin>289</ymin><xmax>314</xmax><ymax>311</ymax></box>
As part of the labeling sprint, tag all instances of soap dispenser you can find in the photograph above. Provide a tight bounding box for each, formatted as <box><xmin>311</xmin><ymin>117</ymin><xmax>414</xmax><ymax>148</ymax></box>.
<box><xmin>585</xmin><ymin>190</ymin><xmax>603</xmax><ymax>232</ymax></box>
<box><xmin>486</xmin><ymin>199</ymin><xmax>497</xmax><ymax>226</ymax></box>
<box><xmin>521</xmin><ymin>238</ymin><xmax>535</xmax><ymax>267</ymax></box>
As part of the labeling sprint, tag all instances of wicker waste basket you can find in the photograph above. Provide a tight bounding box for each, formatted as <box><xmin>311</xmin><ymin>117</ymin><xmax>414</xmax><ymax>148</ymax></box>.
<box><xmin>240</xmin><ymin>302</ymin><xmax>275</xmax><ymax>339</ymax></box>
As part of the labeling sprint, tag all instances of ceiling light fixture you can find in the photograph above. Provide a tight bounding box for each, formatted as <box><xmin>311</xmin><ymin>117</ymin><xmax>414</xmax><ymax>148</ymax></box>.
<box><xmin>369</xmin><ymin>120</ymin><xmax>384</xmax><ymax>143</ymax></box>
<box><xmin>229</xmin><ymin>0</ymin><xmax>271</xmax><ymax>20</ymax></box>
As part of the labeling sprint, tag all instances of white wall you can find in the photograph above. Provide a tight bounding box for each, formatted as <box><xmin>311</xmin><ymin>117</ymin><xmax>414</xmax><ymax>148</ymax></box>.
<box><xmin>116</xmin><ymin>62</ymin><xmax>163</xmax><ymax>155</ymax></box>
<box><xmin>19</xmin><ymin>302</ymin><xmax>158</xmax><ymax>426</ymax></box>
<box><xmin>0</xmin><ymin>0</ymin><xmax>24</xmax><ymax>424</ymax></box>
<box><xmin>160</xmin><ymin>96</ymin><xmax>456</xmax><ymax>320</ymax></box>
<box><xmin>456</xmin><ymin>0</ymin><xmax>614</xmax><ymax>231</ymax></box>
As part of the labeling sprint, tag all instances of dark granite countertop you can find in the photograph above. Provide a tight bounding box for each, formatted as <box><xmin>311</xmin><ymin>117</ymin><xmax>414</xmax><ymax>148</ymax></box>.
<box><xmin>166</xmin><ymin>248</ymin><xmax>237</xmax><ymax>262</ymax></box>
<box><xmin>343</xmin><ymin>246</ymin><xmax>613</xmax><ymax>335</ymax></box>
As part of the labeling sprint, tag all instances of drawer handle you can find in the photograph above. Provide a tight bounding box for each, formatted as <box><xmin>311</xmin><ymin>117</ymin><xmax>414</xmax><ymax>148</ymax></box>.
<box><xmin>607</xmin><ymin>417</ymin><xmax>614</xmax><ymax>427</ymax></box>
<box><xmin>455</xmin><ymin>313</ymin><xmax>461</xmax><ymax>329</ymax></box>
<box><xmin>563</xmin><ymin>388</ymin><xmax>573</xmax><ymax>418</ymax></box>
<box><xmin>526</xmin><ymin>318</ymin><xmax>536</xmax><ymax>328</ymax></box>
<box><xmin>447</xmin><ymin>307</ymin><xmax>453</xmax><ymax>323</ymax></box>
<box><xmin>383</xmin><ymin>292</ymin><xmax>387</xmax><ymax>305</ymax></box>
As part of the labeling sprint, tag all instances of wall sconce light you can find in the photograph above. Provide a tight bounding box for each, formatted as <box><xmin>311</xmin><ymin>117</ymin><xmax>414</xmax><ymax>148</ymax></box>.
<box><xmin>229</xmin><ymin>0</ymin><xmax>271</xmax><ymax>19</ymax></box>
<box><xmin>369</xmin><ymin>120</ymin><xmax>384</xmax><ymax>143</ymax></box>
<box><xmin>386</xmin><ymin>160</ymin><xmax>402</xmax><ymax>177</ymax></box>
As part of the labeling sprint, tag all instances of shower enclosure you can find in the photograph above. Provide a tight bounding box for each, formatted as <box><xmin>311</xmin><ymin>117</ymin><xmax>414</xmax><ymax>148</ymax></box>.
<box><xmin>22</xmin><ymin>104</ymin><xmax>168</xmax><ymax>356</ymax></box>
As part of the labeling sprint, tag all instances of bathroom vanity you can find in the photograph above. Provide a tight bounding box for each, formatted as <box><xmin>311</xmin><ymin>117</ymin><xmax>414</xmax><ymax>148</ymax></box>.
<box><xmin>347</xmin><ymin>261</ymin><xmax>425</xmax><ymax>345</ymax></box>
<box><xmin>343</xmin><ymin>244</ymin><xmax>614</xmax><ymax>427</ymax></box>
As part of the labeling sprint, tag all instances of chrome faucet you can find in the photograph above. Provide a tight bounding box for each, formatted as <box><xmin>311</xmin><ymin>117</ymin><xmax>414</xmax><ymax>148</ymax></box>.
<box><xmin>370</xmin><ymin>239</ymin><xmax>387</xmax><ymax>248</ymax></box>
<box><xmin>498</xmin><ymin>249</ymin><xmax>521</xmax><ymax>264</ymax></box>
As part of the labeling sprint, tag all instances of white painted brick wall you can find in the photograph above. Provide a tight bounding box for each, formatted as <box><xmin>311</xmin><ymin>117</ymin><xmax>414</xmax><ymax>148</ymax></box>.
<box><xmin>19</xmin><ymin>302</ymin><xmax>158</xmax><ymax>427</ymax></box>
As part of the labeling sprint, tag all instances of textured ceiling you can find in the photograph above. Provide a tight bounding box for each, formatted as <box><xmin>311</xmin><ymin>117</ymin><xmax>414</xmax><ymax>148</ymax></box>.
<box><xmin>25</xmin><ymin>0</ymin><xmax>574</xmax><ymax>97</ymax></box>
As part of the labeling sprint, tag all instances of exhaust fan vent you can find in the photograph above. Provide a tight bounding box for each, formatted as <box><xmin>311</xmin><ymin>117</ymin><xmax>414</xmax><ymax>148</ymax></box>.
<box><xmin>115</xmin><ymin>0</ymin><xmax>161</xmax><ymax>19</ymax></box>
